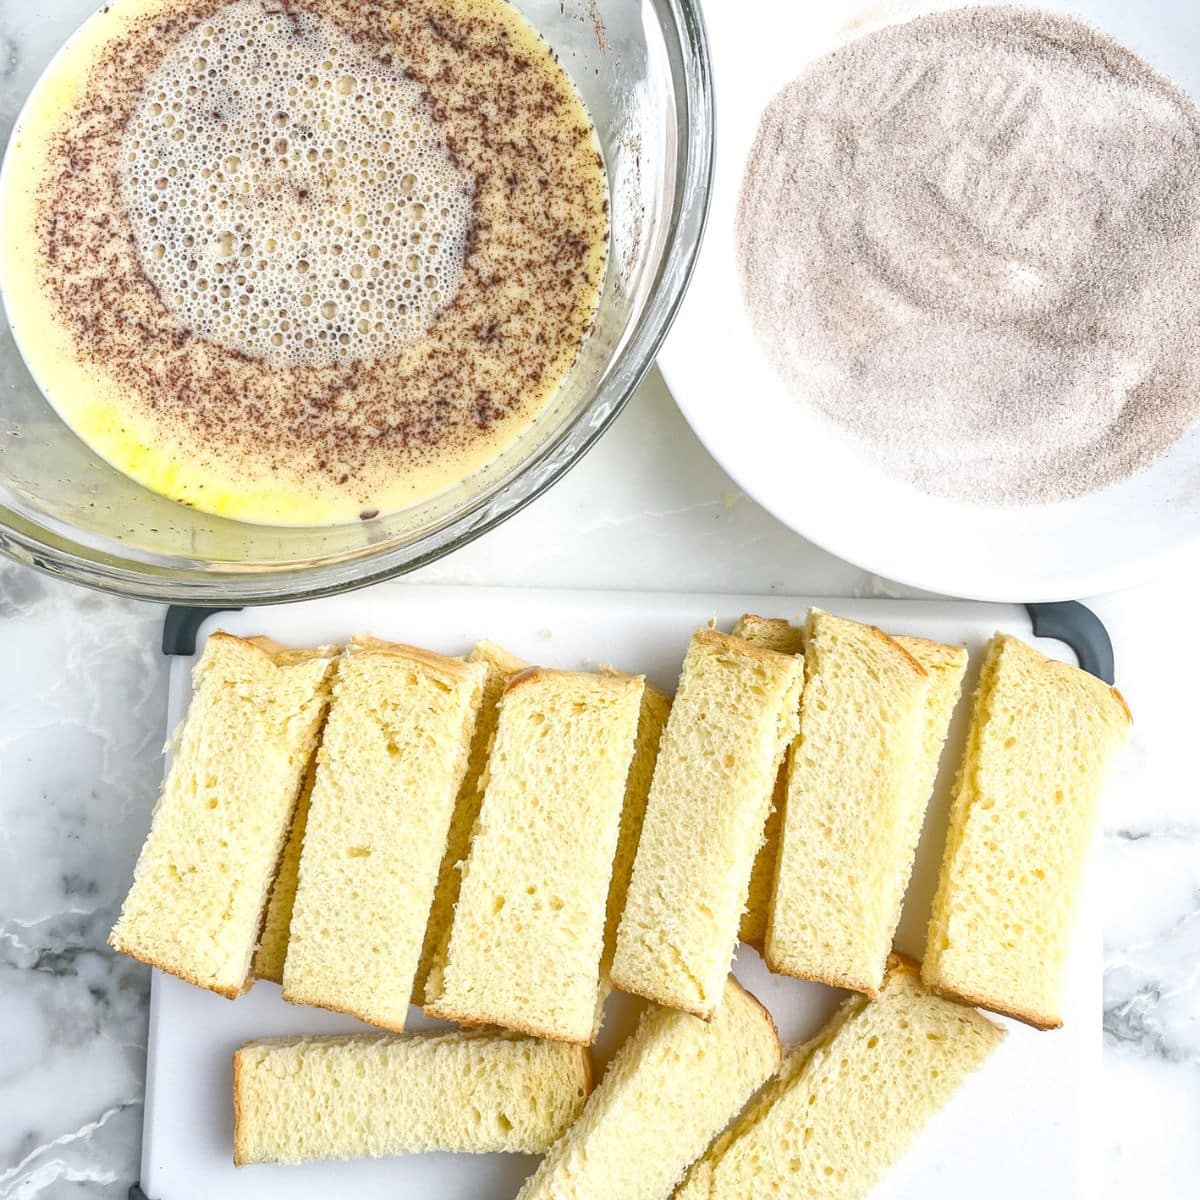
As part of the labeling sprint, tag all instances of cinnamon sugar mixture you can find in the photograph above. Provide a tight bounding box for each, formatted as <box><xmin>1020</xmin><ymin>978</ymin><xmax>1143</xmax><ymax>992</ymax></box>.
<box><xmin>737</xmin><ymin>7</ymin><xmax>1200</xmax><ymax>506</ymax></box>
<box><xmin>13</xmin><ymin>0</ymin><xmax>607</xmax><ymax>522</ymax></box>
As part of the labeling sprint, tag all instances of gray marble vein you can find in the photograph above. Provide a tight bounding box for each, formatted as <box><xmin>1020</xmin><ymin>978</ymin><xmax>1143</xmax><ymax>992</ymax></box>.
<box><xmin>1103</xmin><ymin>832</ymin><xmax>1200</xmax><ymax>1065</ymax></box>
<box><xmin>0</xmin><ymin>558</ymin><xmax>166</xmax><ymax>1199</ymax></box>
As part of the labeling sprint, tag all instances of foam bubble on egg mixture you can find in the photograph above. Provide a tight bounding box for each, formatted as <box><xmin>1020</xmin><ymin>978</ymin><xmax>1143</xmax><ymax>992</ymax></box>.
<box><xmin>118</xmin><ymin>0</ymin><xmax>473</xmax><ymax>367</ymax></box>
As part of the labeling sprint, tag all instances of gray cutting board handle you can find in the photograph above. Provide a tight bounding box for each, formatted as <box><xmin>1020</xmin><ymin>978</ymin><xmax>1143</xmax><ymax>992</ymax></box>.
<box><xmin>1024</xmin><ymin>601</ymin><xmax>1115</xmax><ymax>684</ymax></box>
<box><xmin>161</xmin><ymin>606</ymin><xmax>242</xmax><ymax>656</ymax></box>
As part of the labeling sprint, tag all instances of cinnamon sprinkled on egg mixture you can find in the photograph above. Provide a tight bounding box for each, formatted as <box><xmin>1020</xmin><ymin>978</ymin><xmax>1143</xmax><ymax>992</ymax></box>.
<box><xmin>7</xmin><ymin>0</ymin><xmax>607</xmax><ymax>523</ymax></box>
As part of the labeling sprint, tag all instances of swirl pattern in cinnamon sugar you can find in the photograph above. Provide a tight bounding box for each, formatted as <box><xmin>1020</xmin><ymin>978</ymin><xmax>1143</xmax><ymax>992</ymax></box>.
<box><xmin>4</xmin><ymin>0</ymin><xmax>608</xmax><ymax>524</ymax></box>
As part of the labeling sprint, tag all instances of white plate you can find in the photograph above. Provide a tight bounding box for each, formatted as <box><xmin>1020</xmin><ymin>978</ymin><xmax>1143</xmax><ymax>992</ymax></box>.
<box><xmin>139</xmin><ymin>585</ymin><xmax>1100</xmax><ymax>1200</ymax></box>
<box><xmin>657</xmin><ymin>0</ymin><xmax>1200</xmax><ymax>601</ymax></box>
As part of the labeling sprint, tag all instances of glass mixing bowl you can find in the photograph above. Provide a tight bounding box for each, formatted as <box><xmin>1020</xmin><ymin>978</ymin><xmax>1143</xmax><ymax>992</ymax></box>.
<box><xmin>0</xmin><ymin>0</ymin><xmax>712</xmax><ymax>602</ymax></box>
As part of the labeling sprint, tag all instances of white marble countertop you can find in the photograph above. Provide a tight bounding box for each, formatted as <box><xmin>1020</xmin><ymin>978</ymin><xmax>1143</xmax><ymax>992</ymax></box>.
<box><xmin>0</xmin><ymin>369</ymin><xmax>1197</xmax><ymax>1197</ymax></box>
<box><xmin>1</xmin><ymin>1</ymin><xmax>1198</xmax><ymax>1194</ymax></box>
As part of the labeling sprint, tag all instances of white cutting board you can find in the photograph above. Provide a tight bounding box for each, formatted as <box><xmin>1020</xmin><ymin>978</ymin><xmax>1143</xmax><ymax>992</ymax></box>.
<box><xmin>138</xmin><ymin>586</ymin><xmax>1102</xmax><ymax>1199</ymax></box>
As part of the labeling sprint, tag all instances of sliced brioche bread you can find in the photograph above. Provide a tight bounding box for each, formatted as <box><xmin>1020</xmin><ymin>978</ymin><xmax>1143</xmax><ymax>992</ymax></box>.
<box><xmin>923</xmin><ymin>634</ymin><xmax>1130</xmax><ymax>1029</ymax></box>
<box><xmin>109</xmin><ymin>634</ymin><xmax>337</xmax><ymax>998</ymax></box>
<box><xmin>729</xmin><ymin>614</ymin><xmax>805</xmax><ymax>654</ymax></box>
<box><xmin>738</xmin><ymin>623</ymin><xmax>966</xmax><ymax>954</ymax></box>
<box><xmin>676</xmin><ymin>957</ymin><xmax>1004</xmax><ymax>1200</ymax></box>
<box><xmin>233</xmin><ymin>1030</ymin><xmax>591</xmax><ymax>1165</ymax></box>
<box><xmin>425</xmin><ymin>668</ymin><xmax>644</xmax><ymax>1043</ymax></box>
<box><xmin>612</xmin><ymin>630</ymin><xmax>804</xmax><ymax>1017</ymax></box>
<box><xmin>518</xmin><ymin>976</ymin><xmax>780</xmax><ymax>1200</ymax></box>
<box><xmin>595</xmin><ymin>680</ymin><xmax>672</xmax><ymax>1025</ymax></box>
<box><xmin>765</xmin><ymin>611</ymin><xmax>931</xmax><ymax>995</ymax></box>
<box><xmin>281</xmin><ymin>638</ymin><xmax>485</xmax><ymax>1031</ymax></box>
<box><xmin>885</xmin><ymin>634</ymin><xmax>969</xmax><ymax>933</ymax></box>
<box><xmin>253</xmin><ymin>759</ymin><xmax>317</xmax><ymax>984</ymax></box>
<box><xmin>412</xmin><ymin>639</ymin><xmax>528</xmax><ymax>1007</ymax></box>
<box><xmin>731</xmin><ymin>615</ymin><xmax>805</xmax><ymax>948</ymax></box>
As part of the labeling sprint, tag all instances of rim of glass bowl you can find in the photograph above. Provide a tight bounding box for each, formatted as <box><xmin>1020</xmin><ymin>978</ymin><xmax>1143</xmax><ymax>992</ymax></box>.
<box><xmin>0</xmin><ymin>0</ymin><xmax>714</xmax><ymax>605</ymax></box>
